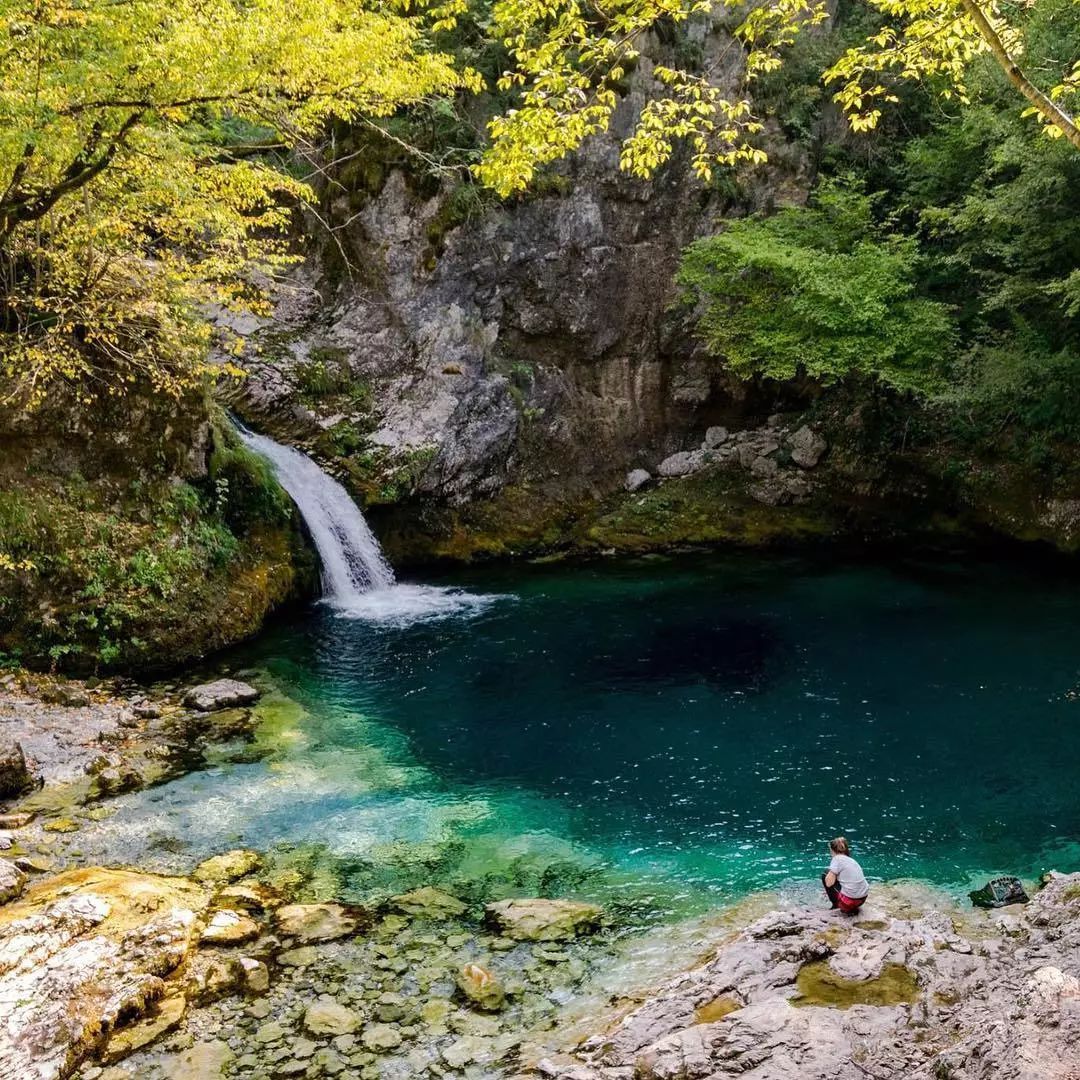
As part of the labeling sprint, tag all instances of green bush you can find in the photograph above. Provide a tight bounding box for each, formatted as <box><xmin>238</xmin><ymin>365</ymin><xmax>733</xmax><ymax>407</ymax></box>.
<box><xmin>677</xmin><ymin>183</ymin><xmax>956</xmax><ymax>394</ymax></box>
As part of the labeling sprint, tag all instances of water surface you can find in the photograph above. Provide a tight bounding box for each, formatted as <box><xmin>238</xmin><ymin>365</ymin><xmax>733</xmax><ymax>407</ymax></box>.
<box><xmin>84</xmin><ymin>551</ymin><xmax>1080</xmax><ymax>917</ymax></box>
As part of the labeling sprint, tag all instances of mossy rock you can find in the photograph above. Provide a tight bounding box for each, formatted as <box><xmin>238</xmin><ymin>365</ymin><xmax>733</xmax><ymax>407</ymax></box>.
<box><xmin>793</xmin><ymin>961</ymin><xmax>919</xmax><ymax>1009</ymax></box>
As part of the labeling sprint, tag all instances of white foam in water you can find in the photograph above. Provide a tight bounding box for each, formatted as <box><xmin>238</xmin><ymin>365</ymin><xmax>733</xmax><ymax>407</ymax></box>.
<box><xmin>331</xmin><ymin>583</ymin><xmax>501</xmax><ymax>624</ymax></box>
<box><xmin>234</xmin><ymin>421</ymin><xmax>500</xmax><ymax>623</ymax></box>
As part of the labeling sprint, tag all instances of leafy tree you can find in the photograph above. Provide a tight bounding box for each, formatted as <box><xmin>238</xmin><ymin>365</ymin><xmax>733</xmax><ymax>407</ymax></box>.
<box><xmin>476</xmin><ymin>0</ymin><xmax>1080</xmax><ymax>195</ymax></box>
<box><xmin>676</xmin><ymin>184</ymin><xmax>955</xmax><ymax>392</ymax></box>
<box><xmin>0</xmin><ymin>0</ymin><xmax>479</xmax><ymax>406</ymax></box>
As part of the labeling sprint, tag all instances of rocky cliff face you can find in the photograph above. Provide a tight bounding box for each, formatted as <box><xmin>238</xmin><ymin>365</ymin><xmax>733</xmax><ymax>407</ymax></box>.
<box><xmin>229</xmin><ymin>25</ymin><xmax>822</xmax><ymax>562</ymax></box>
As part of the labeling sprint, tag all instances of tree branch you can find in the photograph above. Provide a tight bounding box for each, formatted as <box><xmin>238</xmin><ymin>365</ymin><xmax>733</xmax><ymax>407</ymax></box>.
<box><xmin>959</xmin><ymin>0</ymin><xmax>1080</xmax><ymax>151</ymax></box>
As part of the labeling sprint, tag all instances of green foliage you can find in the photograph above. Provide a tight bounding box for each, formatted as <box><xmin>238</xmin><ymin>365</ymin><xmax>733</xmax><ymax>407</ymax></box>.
<box><xmin>677</xmin><ymin>184</ymin><xmax>955</xmax><ymax>393</ymax></box>
<box><xmin>0</xmin><ymin>479</ymin><xmax>246</xmax><ymax>669</ymax></box>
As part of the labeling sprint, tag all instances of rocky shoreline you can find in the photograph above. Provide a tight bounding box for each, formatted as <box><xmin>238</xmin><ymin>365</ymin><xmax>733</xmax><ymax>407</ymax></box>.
<box><xmin>3</xmin><ymin>676</ymin><xmax>1080</xmax><ymax>1080</ymax></box>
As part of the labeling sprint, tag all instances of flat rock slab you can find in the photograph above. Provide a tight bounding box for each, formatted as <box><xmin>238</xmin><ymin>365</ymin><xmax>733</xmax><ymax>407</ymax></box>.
<box><xmin>274</xmin><ymin>902</ymin><xmax>361</xmax><ymax>942</ymax></box>
<box><xmin>486</xmin><ymin>898</ymin><xmax>603</xmax><ymax>941</ymax></box>
<box><xmin>183</xmin><ymin>680</ymin><xmax>260</xmax><ymax>712</ymax></box>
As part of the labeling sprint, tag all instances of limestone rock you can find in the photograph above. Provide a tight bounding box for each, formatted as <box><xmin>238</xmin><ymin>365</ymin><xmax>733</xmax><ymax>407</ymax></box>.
<box><xmin>103</xmin><ymin>993</ymin><xmax>186</xmax><ymax>1062</ymax></box>
<box><xmin>0</xmin><ymin>856</ymin><xmax>27</xmax><ymax>904</ymax></box>
<box><xmin>456</xmin><ymin>962</ymin><xmax>507</xmax><ymax>1011</ymax></box>
<box><xmin>391</xmin><ymin>885</ymin><xmax>467</xmax><ymax>920</ymax></box>
<box><xmin>703</xmin><ymin>426</ymin><xmax>729</xmax><ymax>449</ymax></box>
<box><xmin>192</xmin><ymin>849</ymin><xmax>261</xmax><ymax>883</ymax></box>
<box><xmin>274</xmin><ymin>902</ymin><xmax>360</xmax><ymax>942</ymax></box>
<box><xmin>0</xmin><ymin>739</ymin><xmax>36</xmax><ymax>799</ymax></box>
<box><xmin>789</xmin><ymin>425</ymin><xmax>828</xmax><ymax>468</ymax></box>
<box><xmin>199</xmin><ymin>908</ymin><xmax>260</xmax><ymax>945</ymax></box>
<box><xmin>657</xmin><ymin>451</ymin><xmax>704</xmax><ymax>478</ymax></box>
<box><xmin>304</xmin><ymin>996</ymin><xmax>363</xmax><ymax>1036</ymax></box>
<box><xmin>625</xmin><ymin>468</ymin><xmax>652</xmax><ymax>493</ymax></box>
<box><xmin>486</xmin><ymin>898</ymin><xmax>602</xmax><ymax>941</ymax></box>
<box><xmin>183</xmin><ymin>679</ymin><xmax>260</xmax><ymax>712</ymax></box>
<box><xmin>0</xmin><ymin>867</ymin><xmax>208</xmax><ymax>1080</ymax></box>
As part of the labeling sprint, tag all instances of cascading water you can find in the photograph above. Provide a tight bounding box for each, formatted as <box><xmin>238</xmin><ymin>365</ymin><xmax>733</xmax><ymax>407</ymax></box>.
<box><xmin>234</xmin><ymin>421</ymin><xmax>497</xmax><ymax>622</ymax></box>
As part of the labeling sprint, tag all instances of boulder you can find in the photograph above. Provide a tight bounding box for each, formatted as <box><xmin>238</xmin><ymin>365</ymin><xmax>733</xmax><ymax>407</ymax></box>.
<box><xmin>486</xmin><ymin>898</ymin><xmax>602</xmax><ymax>942</ymax></box>
<box><xmin>239</xmin><ymin>956</ymin><xmax>270</xmax><ymax>993</ymax></box>
<box><xmin>199</xmin><ymin>908</ymin><xmax>260</xmax><ymax>945</ymax></box>
<box><xmin>750</xmin><ymin>455</ymin><xmax>779</xmax><ymax>478</ymax></box>
<box><xmin>657</xmin><ymin>451</ymin><xmax>705</xmax><ymax>478</ymax></box>
<box><xmin>789</xmin><ymin>425</ymin><xmax>828</xmax><ymax>468</ymax></box>
<box><xmin>391</xmin><ymin>885</ymin><xmax>467</xmax><ymax>920</ymax></box>
<box><xmin>274</xmin><ymin>902</ymin><xmax>360</xmax><ymax>942</ymax></box>
<box><xmin>183</xmin><ymin>679</ymin><xmax>260</xmax><ymax>712</ymax></box>
<box><xmin>183</xmin><ymin>951</ymin><xmax>244</xmax><ymax>1003</ymax></box>
<box><xmin>703</xmin><ymin>426</ymin><xmax>729</xmax><ymax>449</ymax></box>
<box><xmin>0</xmin><ymin>740</ymin><xmax>37</xmax><ymax>800</ymax></box>
<box><xmin>457</xmin><ymin>962</ymin><xmax>507</xmax><ymax>1011</ymax></box>
<box><xmin>625</xmin><ymin>468</ymin><xmax>652</xmax><ymax>493</ymax></box>
<box><xmin>0</xmin><ymin>856</ymin><xmax>27</xmax><ymax>904</ymax></box>
<box><xmin>192</xmin><ymin>849</ymin><xmax>261</xmax><ymax>883</ymax></box>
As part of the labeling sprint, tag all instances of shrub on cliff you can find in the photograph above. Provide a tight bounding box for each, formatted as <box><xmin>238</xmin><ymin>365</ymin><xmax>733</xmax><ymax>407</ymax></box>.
<box><xmin>677</xmin><ymin>184</ymin><xmax>955</xmax><ymax>393</ymax></box>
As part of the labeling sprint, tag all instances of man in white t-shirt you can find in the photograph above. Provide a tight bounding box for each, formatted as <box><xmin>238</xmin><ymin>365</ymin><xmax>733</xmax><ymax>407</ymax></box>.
<box><xmin>821</xmin><ymin>836</ymin><xmax>869</xmax><ymax>913</ymax></box>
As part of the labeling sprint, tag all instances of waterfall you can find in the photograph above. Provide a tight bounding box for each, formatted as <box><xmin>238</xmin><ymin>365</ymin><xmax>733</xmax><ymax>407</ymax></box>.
<box><xmin>235</xmin><ymin>422</ymin><xmax>395</xmax><ymax>600</ymax></box>
<box><xmin>234</xmin><ymin>421</ymin><xmax>500</xmax><ymax>623</ymax></box>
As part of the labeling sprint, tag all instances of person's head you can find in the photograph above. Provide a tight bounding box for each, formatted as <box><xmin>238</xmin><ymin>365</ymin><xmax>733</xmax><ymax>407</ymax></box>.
<box><xmin>829</xmin><ymin>836</ymin><xmax>850</xmax><ymax>856</ymax></box>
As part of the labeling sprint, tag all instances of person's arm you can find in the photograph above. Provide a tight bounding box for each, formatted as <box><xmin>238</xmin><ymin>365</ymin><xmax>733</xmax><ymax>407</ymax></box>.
<box><xmin>824</xmin><ymin>870</ymin><xmax>837</xmax><ymax>887</ymax></box>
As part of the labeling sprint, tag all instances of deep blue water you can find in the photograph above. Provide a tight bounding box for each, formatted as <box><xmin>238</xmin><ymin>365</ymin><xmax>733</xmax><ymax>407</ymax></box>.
<box><xmin>88</xmin><ymin>551</ymin><xmax>1080</xmax><ymax>914</ymax></box>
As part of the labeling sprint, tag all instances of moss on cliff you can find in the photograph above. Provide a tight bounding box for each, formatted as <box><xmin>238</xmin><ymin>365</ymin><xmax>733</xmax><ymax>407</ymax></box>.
<box><xmin>0</xmin><ymin>395</ymin><xmax>316</xmax><ymax>674</ymax></box>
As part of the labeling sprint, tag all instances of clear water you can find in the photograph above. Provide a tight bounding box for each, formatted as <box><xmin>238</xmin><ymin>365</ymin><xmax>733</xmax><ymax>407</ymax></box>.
<box><xmin>83</xmin><ymin>551</ymin><xmax>1080</xmax><ymax>918</ymax></box>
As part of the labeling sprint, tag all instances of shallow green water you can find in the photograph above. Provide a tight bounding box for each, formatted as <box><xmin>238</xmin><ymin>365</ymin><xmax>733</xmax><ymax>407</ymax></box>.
<box><xmin>86</xmin><ymin>551</ymin><xmax>1080</xmax><ymax>917</ymax></box>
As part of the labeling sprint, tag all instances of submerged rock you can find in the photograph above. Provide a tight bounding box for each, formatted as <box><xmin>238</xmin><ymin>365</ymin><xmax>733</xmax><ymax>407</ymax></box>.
<box><xmin>274</xmin><ymin>902</ymin><xmax>361</xmax><ymax>942</ymax></box>
<box><xmin>361</xmin><ymin>1022</ymin><xmax>403</xmax><ymax>1052</ymax></box>
<box><xmin>303</xmin><ymin>996</ymin><xmax>362</xmax><ymax>1036</ymax></box>
<box><xmin>159</xmin><ymin>1039</ymin><xmax>234</xmax><ymax>1080</ymax></box>
<box><xmin>183</xmin><ymin>679</ymin><xmax>260</xmax><ymax>712</ymax></box>
<box><xmin>486</xmin><ymin>898</ymin><xmax>602</xmax><ymax>941</ymax></box>
<box><xmin>457</xmin><ymin>962</ymin><xmax>507</xmax><ymax>1011</ymax></box>
<box><xmin>391</xmin><ymin>885</ymin><xmax>467</xmax><ymax>920</ymax></box>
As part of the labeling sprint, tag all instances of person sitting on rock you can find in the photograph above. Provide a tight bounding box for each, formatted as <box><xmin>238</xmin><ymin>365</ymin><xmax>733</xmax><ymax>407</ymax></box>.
<box><xmin>822</xmin><ymin>836</ymin><xmax>869</xmax><ymax>913</ymax></box>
